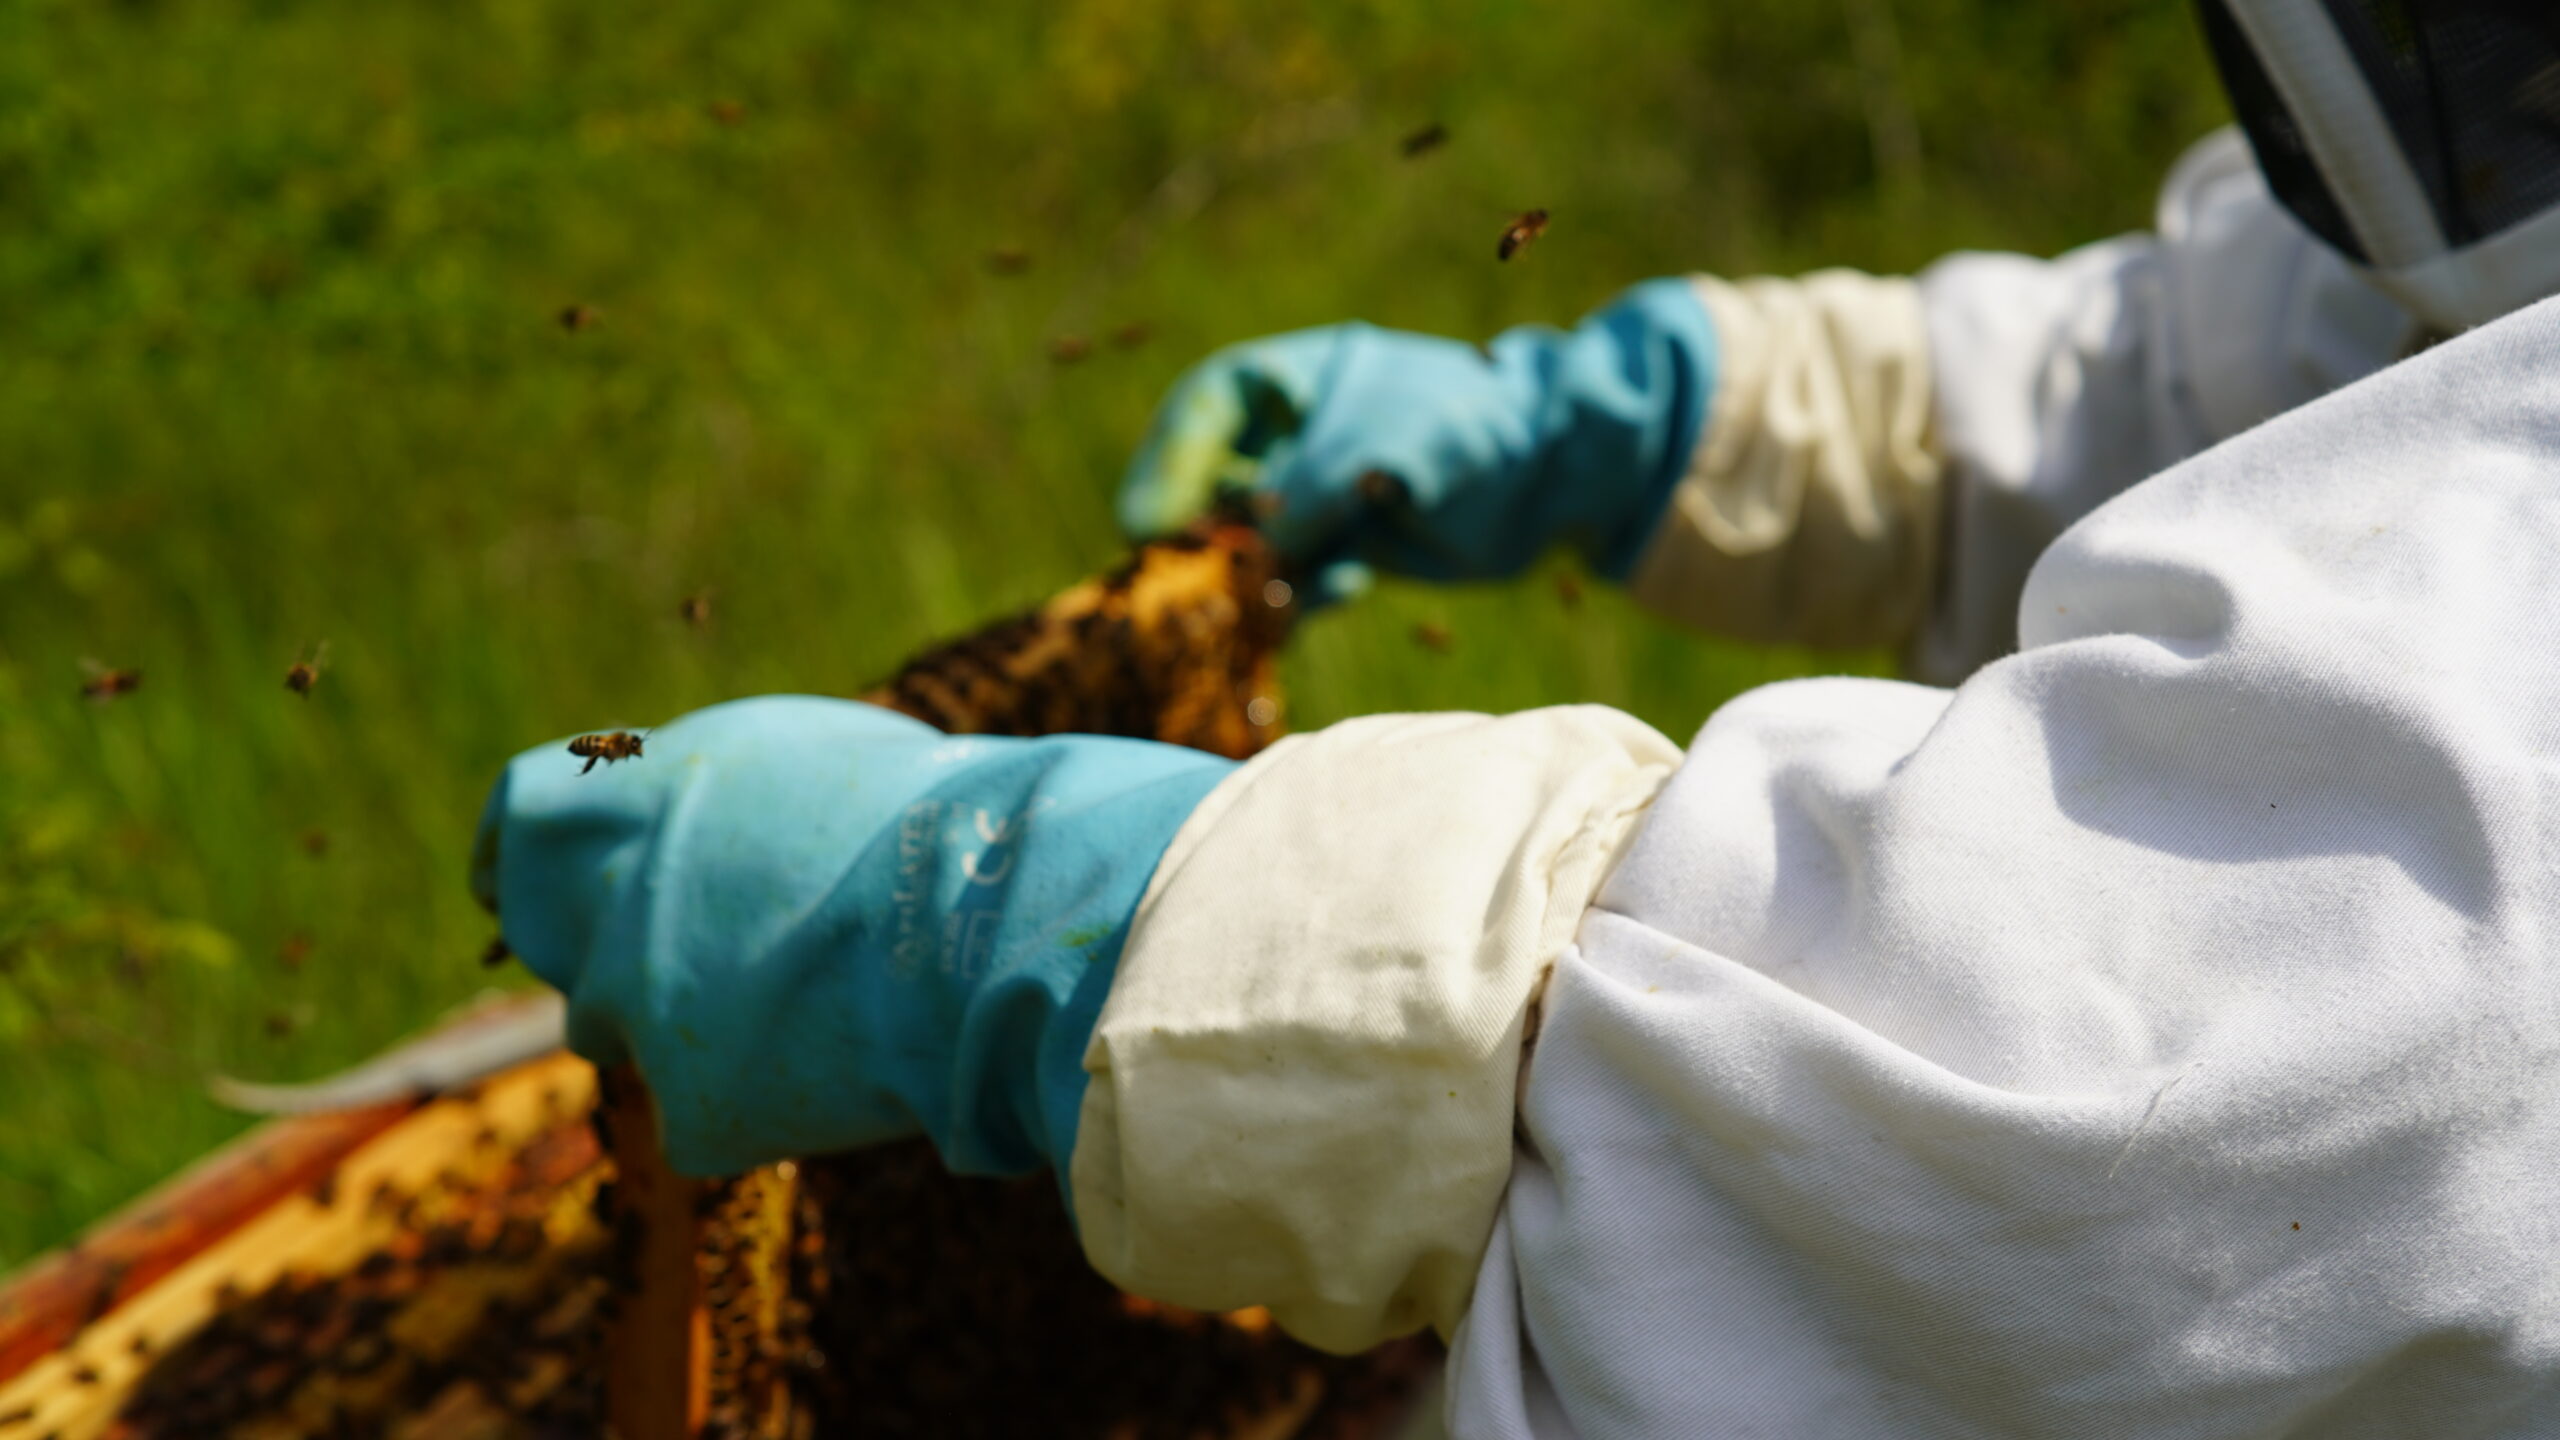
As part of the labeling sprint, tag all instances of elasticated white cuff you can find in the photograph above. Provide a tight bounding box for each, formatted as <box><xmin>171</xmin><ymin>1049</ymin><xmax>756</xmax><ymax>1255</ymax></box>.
<box><xmin>1628</xmin><ymin>270</ymin><xmax>1943</xmax><ymax>649</ymax></box>
<box><xmin>1069</xmin><ymin>707</ymin><xmax>1679</xmax><ymax>1353</ymax></box>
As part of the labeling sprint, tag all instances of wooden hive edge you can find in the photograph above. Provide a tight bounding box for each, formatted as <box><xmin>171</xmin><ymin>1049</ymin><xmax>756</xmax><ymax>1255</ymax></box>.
<box><xmin>0</xmin><ymin>1018</ymin><xmax>591</xmax><ymax>1434</ymax></box>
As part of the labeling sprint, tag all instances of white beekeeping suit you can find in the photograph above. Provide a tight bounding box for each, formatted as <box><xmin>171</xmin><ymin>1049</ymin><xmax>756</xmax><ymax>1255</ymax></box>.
<box><xmin>1443</xmin><ymin>295</ymin><xmax>2560</xmax><ymax>1435</ymax></box>
<box><xmin>1612</xmin><ymin>122</ymin><xmax>2438</xmax><ymax>687</ymax></box>
<box><xmin>1908</xmin><ymin>126</ymin><xmax>2420</xmax><ymax>683</ymax></box>
<box><xmin>1564</xmin><ymin>0</ymin><xmax>2560</xmax><ymax>689</ymax></box>
<box><xmin>1476</xmin><ymin>124</ymin><xmax>2426</xmax><ymax>688</ymax></box>
<box><xmin>1064</xmin><ymin>3</ymin><xmax>2560</xmax><ymax>1434</ymax></box>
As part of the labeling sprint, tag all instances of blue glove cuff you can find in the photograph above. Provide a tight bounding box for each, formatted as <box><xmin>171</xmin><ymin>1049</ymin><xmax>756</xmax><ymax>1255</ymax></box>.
<box><xmin>1118</xmin><ymin>278</ymin><xmax>1718</xmax><ymax>590</ymax></box>
<box><xmin>1542</xmin><ymin>276</ymin><xmax>1721</xmax><ymax>581</ymax></box>
<box><xmin>1265</xmin><ymin>277</ymin><xmax>1718</xmax><ymax>583</ymax></box>
<box><xmin>471</xmin><ymin>697</ymin><xmax>1233</xmax><ymax>1192</ymax></box>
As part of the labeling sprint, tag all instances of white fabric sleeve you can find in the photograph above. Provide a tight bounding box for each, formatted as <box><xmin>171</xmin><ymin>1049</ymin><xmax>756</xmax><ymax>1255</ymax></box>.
<box><xmin>1910</xmin><ymin>127</ymin><xmax>2416</xmax><ymax>685</ymax></box>
<box><xmin>1633</xmin><ymin>134</ymin><xmax>2415</xmax><ymax>687</ymax></box>
<box><xmin>1448</xmin><ymin>296</ymin><xmax>2560</xmax><ymax>1438</ymax></box>
<box><xmin>1068</xmin><ymin>707</ymin><xmax>1680</xmax><ymax>1355</ymax></box>
<box><xmin>1623</xmin><ymin>269</ymin><xmax>1944</xmax><ymax>650</ymax></box>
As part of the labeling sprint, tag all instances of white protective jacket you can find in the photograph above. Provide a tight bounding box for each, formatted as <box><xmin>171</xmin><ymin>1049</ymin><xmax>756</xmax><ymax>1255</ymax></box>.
<box><xmin>1071</xmin><ymin>134</ymin><xmax>2560</xmax><ymax>1435</ymax></box>
<box><xmin>1628</xmin><ymin>127</ymin><xmax>2419</xmax><ymax>684</ymax></box>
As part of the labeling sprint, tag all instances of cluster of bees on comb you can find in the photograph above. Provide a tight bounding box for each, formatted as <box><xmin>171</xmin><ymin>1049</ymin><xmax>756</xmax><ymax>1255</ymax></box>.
<box><xmin>861</xmin><ymin>515</ymin><xmax>1295</xmax><ymax>759</ymax></box>
<box><xmin>555</xmin><ymin>513</ymin><xmax>1294</xmax><ymax>782</ymax></box>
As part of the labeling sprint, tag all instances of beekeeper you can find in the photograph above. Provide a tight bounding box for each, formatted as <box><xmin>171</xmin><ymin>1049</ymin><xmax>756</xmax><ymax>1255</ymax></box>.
<box><xmin>473</xmin><ymin>4</ymin><xmax>2560</xmax><ymax>1434</ymax></box>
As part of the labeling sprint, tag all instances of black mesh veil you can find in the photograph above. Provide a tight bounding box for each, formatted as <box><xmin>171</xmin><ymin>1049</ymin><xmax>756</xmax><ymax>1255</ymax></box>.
<box><xmin>2325</xmin><ymin>0</ymin><xmax>2560</xmax><ymax>244</ymax></box>
<box><xmin>2198</xmin><ymin>0</ymin><xmax>2372</xmax><ymax>261</ymax></box>
<box><xmin>2197</xmin><ymin>0</ymin><xmax>2560</xmax><ymax>259</ymax></box>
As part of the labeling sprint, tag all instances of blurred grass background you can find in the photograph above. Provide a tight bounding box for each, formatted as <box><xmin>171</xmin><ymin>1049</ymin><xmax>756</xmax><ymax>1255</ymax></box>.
<box><xmin>0</xmin><ymin>0</ymin><xmax>2227</xmax><ymax>1264</ymax></box>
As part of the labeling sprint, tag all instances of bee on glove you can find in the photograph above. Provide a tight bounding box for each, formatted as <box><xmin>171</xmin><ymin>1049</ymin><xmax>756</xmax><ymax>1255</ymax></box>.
<box><xmin>568</xmin><ymin>730</ymin><xmax>647</xmax><ymax>774</ymax></box>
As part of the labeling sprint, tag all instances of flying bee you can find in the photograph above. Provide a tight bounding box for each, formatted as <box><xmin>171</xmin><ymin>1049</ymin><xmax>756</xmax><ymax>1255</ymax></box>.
<box><xmin>1497</xmin><ymin>208</ymin><xmax>1550</xmax><ymax>262</ymax></box>
<box><xmin>984</xmin><ymin>247</ymin><xmax>1032</xmax><ymax>276</ymax></box>
<box><xmin>78</xmin><ymin>659</ymin><xmax>142</xmax><ymax>703</ymax></box>
<box><xmin>678</xmin><ymin>588</ymin><xmax>715</xmax><ymax>629</ymax></box>
<box><xmin>480</xmin><ymin>935</ymin><xmax>513</xmax><ymax>969</ymax></box>
<box><xmin>1110</xmin><ymin>320</ymin><xmax>1153</xmax><ymax>350</ymax></box>
<box><xmin>284</xmin><ymin>641</ymin><xmax>329</xmax><ymax>697</ymax></box>
<box><xmin>1413</xmin><ymin>620</ymin><xmax>1455</xmax><ymax>654</ymax></box>
<box><xmin>1048</xmin><ymin>334</ymin><xmax>1094</xmax><ymax>365</ymax></box>
<box><xmin>558</xmin><ymin>303</ymin><xmax>598</xmax><ymax>333</ymax></box>
<box><xmin>568</xmin><ymin>730</ymin><xmax>647</xmax><ymax>774</ymax></box>
<box><xmin>1399</xmin><ymin>122</ymin><xmax>1449</xmax><ymax>158</ymax></box>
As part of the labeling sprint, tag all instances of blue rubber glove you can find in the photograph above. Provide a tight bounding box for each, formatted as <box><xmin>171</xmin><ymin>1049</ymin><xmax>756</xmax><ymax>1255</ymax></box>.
<box><xmin>1118</xmin><ymin>277</ymin><xmax>1718</xmax><ymax>601</ymax></box>
<box><xmin>468</xmin><ymin>696</ymin><xmax>1232</xmax><ymax>1184</ymax></box>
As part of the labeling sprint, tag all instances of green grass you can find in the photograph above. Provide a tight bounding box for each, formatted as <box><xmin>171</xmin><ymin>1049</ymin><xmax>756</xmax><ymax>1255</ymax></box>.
<box><xmin>0</xmin><ymin>0</ymin><xmax>2227</xmax><ymax>1264</ymax></box>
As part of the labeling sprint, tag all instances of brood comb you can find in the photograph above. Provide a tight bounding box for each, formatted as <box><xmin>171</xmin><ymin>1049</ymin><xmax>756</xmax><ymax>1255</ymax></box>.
<box><xmin>862</xmin><ymin>517</ymin><xmax>1295</xmax><ymax>759</ymax></box>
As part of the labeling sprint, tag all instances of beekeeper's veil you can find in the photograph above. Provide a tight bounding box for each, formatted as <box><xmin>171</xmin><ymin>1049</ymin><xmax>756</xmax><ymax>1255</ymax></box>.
<box><xmin>2199</xmin><ymin>0</ymin><xmax>2560</xmax><ymax>332</ymax></box>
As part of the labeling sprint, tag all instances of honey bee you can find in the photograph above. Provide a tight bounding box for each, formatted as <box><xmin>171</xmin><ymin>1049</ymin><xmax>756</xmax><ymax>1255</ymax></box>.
<box><xmin>1048</xmin><ymin>334</ymin><xmax>1094</xmax><ymax>365</ymax></box>
<box><xmin>558</xmin><ymin>303</ymin><xmax>598</xmax><ymax>333</ymax></box>
<box><xmin>1554</xmin><ymin>571</ymin><xmax>1585</xmax><ymax>609</ymax></box>
<box><xmin>284</xmin><ymin>641</ymin><xmax>328</xmax><ymax>697</ymax></box>
<box><xmin>78</xmin><ymin>659</ymin><xmax>142</xmax><ymax>703</ymax></box>
<box><xmin>568</xmin><ymin>730</ymin><xmax>647</xmax><ymax>774</ymax></box>
<box><xmin>1110</xmin><ymin>320</ymin><xmax>1153</xmax><ymax>350</ymax></box>
<box><xmin>1357</xmin><ymin>469</ymin><xmax>1411</xmax><ymax>508</ymax></box>
<box><xmin>278</xmin><ymin>933</ymin><xmax>312</xmax><ymax>972</ymax></box>
<box><xmin>678</xmin><ymin>588</ymin><xmax>715</xmax><ymax>629</ymax></box>
<box><xmin>480</xmin><ymin>935</ymin><xmax>513</xmax><ymax>969</ymax></box>
<box><xmin>707</xmin><ymin>99</ymin><xmax>746</xmax><ymax>127</ymax></box>
<box><xmin>1413</xmin><ymin>621</ymin><xmax>1455</xmax><ymax>654</ymax></box>
<box><xmin>1497</xmin><ymin>208</ymin><xmax>1550</xmax><ymax>262</ymax></box>
<box><xmin>1400</xmin><ymin>122</ymin><xmax>1449</xmax><ymax>158</ymax></box>
<box><xmin>984</xmin><ymin>247</ymin><xmax>1032</xmax><ymax>275</ymax></box>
